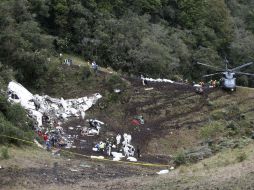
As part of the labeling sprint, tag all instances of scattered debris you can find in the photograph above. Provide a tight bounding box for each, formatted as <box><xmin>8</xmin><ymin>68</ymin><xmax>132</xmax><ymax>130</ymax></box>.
<box><xmin>132</xmin><ymin>115</ymin><xmax>144</xmax><ymax>126</ymax></box>
<box><xmin>82</xmin><ymin>119</ymin><xmax>105</xmax><ymax>136</ymax></box>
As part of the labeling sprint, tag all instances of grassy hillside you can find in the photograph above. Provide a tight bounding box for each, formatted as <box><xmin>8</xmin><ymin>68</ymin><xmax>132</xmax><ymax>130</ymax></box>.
<box><xmin>29</xmin><ymin>59</ymin><xmax>254</xmax><ymax>164</ymax></box>
<box><xmin>1</xmin><ymin>56</ymin><xmax>254</xmax><ymax>189</ymax></box>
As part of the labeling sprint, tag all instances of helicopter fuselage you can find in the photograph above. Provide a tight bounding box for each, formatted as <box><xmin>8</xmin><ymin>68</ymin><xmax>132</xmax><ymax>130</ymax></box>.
<box><xmin>221</xmin><ymin>72</ymin><xmax>236</xmax><ymax>91</ymax></box>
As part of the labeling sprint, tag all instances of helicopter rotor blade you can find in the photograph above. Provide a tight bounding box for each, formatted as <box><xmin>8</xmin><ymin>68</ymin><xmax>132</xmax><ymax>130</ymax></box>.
<box><xmin>196</xmin><ymin>62</ymin><xmax>224</xmax><ymax>71</ymax></box>
<box><xmin>231</xmin><ymin>62</ymin><xmax>253</xmax><ymax>71</ymax></box>
<box><xmin>202</xmin><ymin>73</ymin><xmax>222</xmax><ymax>77</ymax></box>
<box><xmin>235</xmin><ymin>71</ymin><xmax>254</xmax><ymax>77</ymax></box>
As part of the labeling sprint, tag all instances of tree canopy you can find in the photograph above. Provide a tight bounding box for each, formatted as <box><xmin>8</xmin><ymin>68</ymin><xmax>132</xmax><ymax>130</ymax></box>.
<box><xmin>0</xmin><ymin>0</ymin><xmax>254</xmax><ymax>87</ymax></box>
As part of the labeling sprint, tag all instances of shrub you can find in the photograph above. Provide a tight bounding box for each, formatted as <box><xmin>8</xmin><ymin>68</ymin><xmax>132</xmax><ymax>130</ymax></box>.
<box><xmin>174</xmin><ymin>151</ymin><xmax>187</xmax><ymax>166</ymax></box>
<box><xmin>6</xmin><ymin>104</ymin><xmax>31</xmax><ymax>129</ymax></box>
<box><xmin>0</xmin><ymin>114</ymin><xmax>34</xmax><ymax>145</ymax></box>
<box><xmin>82</xmin><ymin>66</ymin><xmax>92</xmax><ymax>80</ymax></box>
<box><xmin>1</xmin><ymin>147</ymin><xmax>10</xmax><ymax>159</ymax></box>
<box><xmin>200</xmin><ymin>121</ymin><xmax>224</xmax><ymax>140</ymax></box>
<box><xmin>236</xmin><ymin>152</ymin><xmax>247</xmax><ymax>162</ymax></box>
<box><xmin>105</xmin><ymin>75</ymin><xmax>127</xmax><ymax>92</ymax></box>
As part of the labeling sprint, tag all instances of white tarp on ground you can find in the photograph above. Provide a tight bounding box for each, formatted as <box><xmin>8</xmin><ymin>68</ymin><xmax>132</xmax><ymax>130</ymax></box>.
<box><xmin>7</xmin><ymin>81</ymin><xmax>102</xmax><ymax>128</ymax></box>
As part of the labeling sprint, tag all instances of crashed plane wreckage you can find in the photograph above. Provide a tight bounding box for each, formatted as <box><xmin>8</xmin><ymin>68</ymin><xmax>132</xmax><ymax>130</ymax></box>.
<box><xmin>7</xmin><ymin>81</ymin><xmax>102</xmax><ymax>128</ymax></box>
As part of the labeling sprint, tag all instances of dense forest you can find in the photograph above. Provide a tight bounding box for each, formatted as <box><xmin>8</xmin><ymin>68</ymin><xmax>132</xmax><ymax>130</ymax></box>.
<box><xmin>0</xmin><ymin>0</ymin><xmax>254</xmax><ymax>89</ymax></box>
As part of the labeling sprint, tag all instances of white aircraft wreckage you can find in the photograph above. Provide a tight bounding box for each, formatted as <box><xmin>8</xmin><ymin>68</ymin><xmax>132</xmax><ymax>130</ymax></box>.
<box><xmin>7</xmin><ymin>81</ymin><xmax>102</xmax><ymax>128</ymax></box>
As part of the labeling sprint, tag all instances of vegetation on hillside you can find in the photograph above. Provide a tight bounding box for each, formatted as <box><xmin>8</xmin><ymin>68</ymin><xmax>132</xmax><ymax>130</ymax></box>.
<box><xmin>0</xmin><ymin>0</ymin><xmax>254</xmax><ymax>146</ymax></box>
<box><xmin>0</xmin><ymin>0</ymin><xmax>254</xmax><ymax>89</ymax></box>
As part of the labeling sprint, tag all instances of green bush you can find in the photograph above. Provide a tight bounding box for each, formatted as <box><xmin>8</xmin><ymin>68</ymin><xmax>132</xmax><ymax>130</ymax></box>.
<box><xmin>200</xmin><ymin>121</ymin><xmax>224</xmax><ymax>140</ymax></box>
<box><xmin>211</xmin><ymin>110</ymin><xmax>226</xmax><ymax>120</ymax></box>
<box><xmin>0</xmin><ymin>95</ymin><xmax>33</xmax><ymax>145</ymax></box>
<box><xmin>0</xmin><ymin>114</ymin><xmax>34</xmax><ymax>145</ymax></box>
<box><xmin>105</xmin><ymin>75</ymin><xmax>127</xmax><ymax>92</ymax></box>
<box><xmin>236</xmin><ymin>152</ymin><xmax>247</xmax><ymax>162</ymax></box>
<box><xmin>82</xmin><ymin>66</ymin><xmax>92</xmax><ymax>80</ymax></box>
<box><xmin>6</xmin><ymin>104</ymin><xmax>31</xmax><ymax>129</ymax></box>
<box><xmin>174</xmin><ymin>151</ymin><xmax>187</xmax><ymax>166</ymax></box>
<box><xmin>1</xmin><ymin>147</ymin><xmax>10</xmax><ymax>159</ymax></box>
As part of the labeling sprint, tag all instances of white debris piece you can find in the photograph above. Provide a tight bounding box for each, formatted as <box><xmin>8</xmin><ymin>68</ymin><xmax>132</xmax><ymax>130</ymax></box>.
<box><xmin>7</xmin><ymin>81</ymin><xmax>102</xmax><ymax>127</ymax></box>
<box><xmin>111</xmin><ymin>152</ymin><xmax>124</xmax><ymax>161</ymax></box>
<box><xmin>70</xmin><ymin>168</ymin><xmax>79</xmax><ymax>172</ymax></box>
<box><xmin>127</xmin><ymin>157</ymin><xmax>137</xmax><ymax>162</ymax></box>
<box><xmin>91</xmin><ymin>156</ymin><xmax>104</xmax><ymax>160</ymax></box>
<box><xmin>30</xmin><ymin>110</ymin><xmax>43</xmax><ymax>127</ymax></box>
<box><xmin>114</xmin><ymin>89</ymin><xmax>121</xmax><ymax>93</ymax></box>
<box><xmin>113</xmin><ymin>157</ymin><xmax>121</xmax><ymax>161</ymax></box>
<box><xmin>156</xmin><ymin>169</ymin><xmax>169</xmax><ymax>175</ymax></box>
<box><xmin>141</xmin><ymin>76</ymin><xmax>174</xmax><ymax>84</ymax></box>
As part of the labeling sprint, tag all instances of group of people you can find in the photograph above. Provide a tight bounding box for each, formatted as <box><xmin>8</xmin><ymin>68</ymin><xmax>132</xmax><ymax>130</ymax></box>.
<box><xmin>36</xmin><ymin>124</ymin><xmax>72</xmax><ymax>151</ymax></box>
<box><xmin>195</xmin><ymin>79</ymin><xmax>221</xmax><ymax>88</ymax></box>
